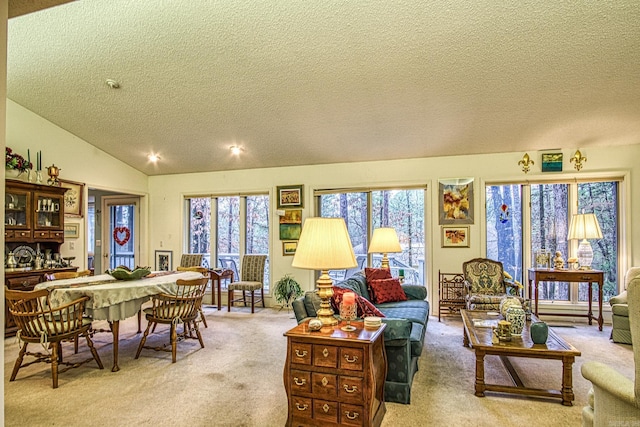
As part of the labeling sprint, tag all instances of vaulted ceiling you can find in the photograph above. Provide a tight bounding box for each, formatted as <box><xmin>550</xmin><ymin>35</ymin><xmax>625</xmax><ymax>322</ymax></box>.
<box><xmin>7</xmin><ymin>1</ymin><xmax>640</xmax><ymax>176</ymax></box>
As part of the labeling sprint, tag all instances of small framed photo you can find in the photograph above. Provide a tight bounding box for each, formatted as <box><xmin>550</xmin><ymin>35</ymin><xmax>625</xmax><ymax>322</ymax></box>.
<box><xmin>282</xmin><ymin>241</ymin><xmax>297</xmax><ymax>256</ymax></box>
<box><xmin>442</xmin><ymin>226</ymin><xmax>470</xmax><ymax>248</ymax></box>
<box><xmin>64</xmin><ymin>223</ymin><xmax>79</xmax><ymax>239</ymax></box>
<box><xmin>541</xmin><ymin>152</ymin><xmax>563</xmax><ymax>172</ymax></box>
<box><xmin>276</xmin><ymin>185</ymin><xmax>304</xmax><ymax>209</ymax></box>
<box><xmin>59</xmin><ymin>179</ymin><xmax>85</xmax><ymax>217</ymax></box>
<box><xmin>155</xmin><ymin>250</ymin><xmax>173</xmax><ymax>271</ymax></box>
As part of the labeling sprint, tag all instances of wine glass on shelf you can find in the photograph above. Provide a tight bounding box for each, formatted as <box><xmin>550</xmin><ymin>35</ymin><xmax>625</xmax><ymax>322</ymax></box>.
<box><xmin>339</xmin><ymin>301</ymin><xmax>357</xmax><ymax>332</ymax></box>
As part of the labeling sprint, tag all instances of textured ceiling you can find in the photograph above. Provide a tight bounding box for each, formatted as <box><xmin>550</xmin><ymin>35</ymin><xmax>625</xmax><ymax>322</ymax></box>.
<box><xmin>7</xmin><ymin>1</ymin><xmax>640</xmax><ymax>176</ymax></box>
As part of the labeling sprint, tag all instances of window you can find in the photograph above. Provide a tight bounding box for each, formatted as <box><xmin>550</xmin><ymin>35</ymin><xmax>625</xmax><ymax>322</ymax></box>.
<box><xmin>318</xmin><ymin>187</ymin><xmax>426</xmax><ymax>285</ymax></box>
<box><xmin>185</xmin><ymin>194</ymin><xmax>270</xmax><ymax>291</ymax></box>
<box><xmin>486</xmin><ymin>180</ymin><xmax>620</xmax><ymax>303</ymax></box>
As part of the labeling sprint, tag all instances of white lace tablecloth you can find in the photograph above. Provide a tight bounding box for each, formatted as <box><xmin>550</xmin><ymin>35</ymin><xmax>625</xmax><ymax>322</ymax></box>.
<box><xmin>35</xmin><ymin>271</ymin><xmax>204</xmax><ymax>322</ymax></box>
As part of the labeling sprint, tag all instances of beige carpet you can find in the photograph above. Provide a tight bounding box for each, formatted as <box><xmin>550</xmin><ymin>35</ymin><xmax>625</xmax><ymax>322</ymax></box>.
<box><xmin>4</xmin><ymin>306</ymin><xmax>634</xmax><ymax>427</ymax></box>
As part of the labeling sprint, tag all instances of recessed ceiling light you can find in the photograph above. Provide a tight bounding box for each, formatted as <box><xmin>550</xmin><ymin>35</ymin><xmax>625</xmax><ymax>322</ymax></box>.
<box><xmin>230</xmin><ymin>146</ymin><xmax>242</xmax><ymax>156</ymax></box>
<box><xmin>106</xmin><ymin>79</ymin><xmax>120</xmax><ymax>89</ymax></box>
<box><xmin>148</xmin><ymin>154</ymin><xmax>160</xmax><ymax>162</ymax></box>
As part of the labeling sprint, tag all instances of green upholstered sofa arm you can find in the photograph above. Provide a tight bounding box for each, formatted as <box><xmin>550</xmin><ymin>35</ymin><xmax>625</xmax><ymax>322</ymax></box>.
<box><xmin>401</xmin><ymin>284</ymin><xmax>427</xmax><ymax>301</ymax></box>
<box><xmin>610</xmin><ymin>291</ymin><xmax>628</xmax><ymax>306</ymax></box>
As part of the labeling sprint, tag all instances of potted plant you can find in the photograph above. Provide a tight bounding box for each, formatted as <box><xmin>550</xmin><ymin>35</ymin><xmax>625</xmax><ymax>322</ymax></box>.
<box><xmin>273</xmin><ymin>274</ymin><xmax>303</xmax><ymax>310</ymax></box>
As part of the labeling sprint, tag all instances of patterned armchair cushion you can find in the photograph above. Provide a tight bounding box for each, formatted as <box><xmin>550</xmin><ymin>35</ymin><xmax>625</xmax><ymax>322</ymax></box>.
<box><xmin>463</xmin><ymin>258</ymin><xmax>507</xmax><ymax>295</ymax></box>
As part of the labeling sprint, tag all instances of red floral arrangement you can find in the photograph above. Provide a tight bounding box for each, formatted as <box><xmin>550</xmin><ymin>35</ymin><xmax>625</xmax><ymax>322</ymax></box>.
<box><xmin>6</xmin><ymin>147</ymin><xmax>32</xmax><ymax>172</ymax></box>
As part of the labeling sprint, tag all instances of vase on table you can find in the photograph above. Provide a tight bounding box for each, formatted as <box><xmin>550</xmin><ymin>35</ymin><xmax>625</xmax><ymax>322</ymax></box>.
<box><xmin>500</xmin><ymin>296</ymin><xmax>522</xmax><ymax>318</ymax></box>
<box><xmin>506</xmin><ymin>306</ymin><xmax>526</xmax><ymax>336</ymax></box>
<box><xmin>530</xmin><ymin>321</ymin><xmax>549</xmax><ymax>344</ymax></box>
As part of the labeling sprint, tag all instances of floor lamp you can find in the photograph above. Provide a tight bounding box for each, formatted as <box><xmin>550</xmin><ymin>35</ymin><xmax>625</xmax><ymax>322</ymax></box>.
<box><xmin>291</xmin><ymin>217</ymin><xmax>357</xmax><ymax>326</ymax></box>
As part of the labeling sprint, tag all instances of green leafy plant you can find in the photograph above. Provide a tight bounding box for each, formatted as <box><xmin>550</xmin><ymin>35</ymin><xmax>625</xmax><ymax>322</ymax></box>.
<box><xmin>273</xmin><ymin>274</ymin><xmax>303</xmax><ymax>309</ymax></box>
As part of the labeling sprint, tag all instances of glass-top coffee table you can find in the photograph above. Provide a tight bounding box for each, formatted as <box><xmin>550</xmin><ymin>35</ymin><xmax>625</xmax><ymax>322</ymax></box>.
<box><xmin>461</xmin><ymin>309</ymin><xmax>581</xmax><ymax>406</ymax></box>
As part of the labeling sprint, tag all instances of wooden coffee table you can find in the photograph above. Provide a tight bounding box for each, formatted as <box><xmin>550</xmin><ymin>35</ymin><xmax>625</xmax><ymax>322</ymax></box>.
<box><xmin>461</xmin><ymin>309</ymin><xmax>581</xmax><ymax>406</ymax></box>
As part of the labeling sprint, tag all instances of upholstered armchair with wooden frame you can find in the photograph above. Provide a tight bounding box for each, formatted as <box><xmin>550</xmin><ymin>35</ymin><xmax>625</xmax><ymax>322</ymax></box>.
<box><xmin>581</xmin><ymin>267</ymin><xmax>640</xmax><ymax>426</ymax></box>
<box><xmin>135</xmin><ymin>277</ymin><xmax>209</xmax><ymax>363</ymax></box>
<box><xmin>5</xmin><ymin>287</ymin><xmax>104</xmax><ymax>388</ymax></box>
<box><xmin>227</xmin><ymin>254</ymin><xmax>267</xmax><ymax>313</ymax></box>
<box><xmin>176</xmin><ymin>266</ymin><xmax>209</xmax><ymax>328</ymax></box>
<box><xmin>462</xmin><ymin>258</ymin><xmax>523</xmax><ymax>311</ymax></box>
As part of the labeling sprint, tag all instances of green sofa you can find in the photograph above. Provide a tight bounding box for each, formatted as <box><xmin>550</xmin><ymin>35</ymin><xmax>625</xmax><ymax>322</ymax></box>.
<box><xmin>291</xmin><ymin>271</ymin><xmax>429</xmax><ymax>404</ymax></box>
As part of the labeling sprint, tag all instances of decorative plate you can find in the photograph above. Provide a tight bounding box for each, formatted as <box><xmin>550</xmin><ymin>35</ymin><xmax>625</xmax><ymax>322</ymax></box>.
<box><xmin>13</xmin><ymin>245</ymin><xmax>35</xmax><ymax>265</ymax></box>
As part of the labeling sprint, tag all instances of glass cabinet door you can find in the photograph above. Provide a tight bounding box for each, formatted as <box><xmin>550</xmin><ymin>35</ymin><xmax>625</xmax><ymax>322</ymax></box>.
<box><xmin>5</xmin><ymin>188</ymin><xmax>30</xmax><ymax>229</ymax></box>
<box><xmin>34</xmin><ymin>192</ymin><xmax>64</xmax><ymax>230</ymax></box>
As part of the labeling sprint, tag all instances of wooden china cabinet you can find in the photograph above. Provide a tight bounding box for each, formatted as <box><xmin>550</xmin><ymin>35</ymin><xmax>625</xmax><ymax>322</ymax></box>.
<box><xmin>4</xmin><ymin>179</ymin><xmax>77</xmax><ymax>336</ymax></box>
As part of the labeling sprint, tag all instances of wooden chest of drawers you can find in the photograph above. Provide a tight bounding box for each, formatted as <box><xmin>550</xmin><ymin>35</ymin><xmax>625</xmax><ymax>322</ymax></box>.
<box><xmin>283</xmin><ymin>321</ymin><xmax>387</xmax><ymax>427</ymax></box>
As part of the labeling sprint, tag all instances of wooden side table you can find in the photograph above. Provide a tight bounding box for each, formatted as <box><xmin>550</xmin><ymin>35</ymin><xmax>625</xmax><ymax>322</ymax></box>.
<box><xmin>283</xmin><ymin>321</ymin><xmax>387</xmax><ymax>427</ymax></box>
<box><xmin>528</xmin><ymin>268</ymin><xmax>604</xmax><ymax>330</ymax></box>
<box><xmin>208</xmin><ymin>269</ymin><xmax>234</xmax><ymax>310</ymax></box>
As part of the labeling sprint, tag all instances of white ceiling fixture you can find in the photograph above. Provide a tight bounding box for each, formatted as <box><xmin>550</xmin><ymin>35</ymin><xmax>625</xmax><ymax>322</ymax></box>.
<box><xmin>105</xmin><ymin>79</ymin><xmax>120</xmax><ymax>89</ymax></box>
<box><xmin>148</xmin><ymin>154</ymin><xmax>160</xmax><ymax>163</ymax></box>
<box><xmin>230</xmin><ymin>146</ymin><xmax>242</xmax><ymax>156</ymax></box>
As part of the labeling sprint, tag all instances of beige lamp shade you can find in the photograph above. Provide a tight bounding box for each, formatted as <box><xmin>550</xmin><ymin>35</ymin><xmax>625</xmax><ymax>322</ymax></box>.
<box><xmin>368</xmin><ymin>227</ymin><xmax>402</xmax><ymax>254</ymax></box>
<box><xmin>567</xmin><ymin>213</ymin><xmax>603</xmax><ymax>240</ymax></box>
<box><xmin>292</xmin><ymin>217</ymin><xmax>357</xmax><ymax>270</ymax></box>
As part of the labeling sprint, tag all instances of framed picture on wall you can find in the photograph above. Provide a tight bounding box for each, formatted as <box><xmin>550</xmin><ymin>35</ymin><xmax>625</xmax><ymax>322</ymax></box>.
<box><xmin>59</xmin><ymin>179</ymin><xmax>85</xmax><ymax>217</ymax></box>
<box><xmin>438</xmin><ymin>178</ymin><xmax>474</xmax><ymax>224</ymax></box>
<box><xmin>282</xmin><ymin>241</ymin><xmax>297</xmax><ymax>256</ymax></box>
<box><xmin>64</xmin><ymin>223</ymin><xmax>79</xmax><ymax>239</ymax></box>
<box><xmin>276</xmin><ymin>185</ymin><xmax>304</xmax><ymax>209</ymax></box>
<box><xmin>279</xmin><ymin>209</ymin><xmax>302</xmax><ymax>240</ymax></box>
<box><xmin>442</xmin><ymin>226</ymin><xmax>470</xmax><ymax>248</ymax></box>
<box><xmin>155</xmin><ymin>250</ymin><xmax>173</xmax><ymax>271</ymax></box>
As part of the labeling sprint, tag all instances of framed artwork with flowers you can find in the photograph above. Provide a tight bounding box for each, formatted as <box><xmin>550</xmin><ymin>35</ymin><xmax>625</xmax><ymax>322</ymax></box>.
<box><xmin>438</xmin><ymin>178</ymin><xmax>474</xmax><ymax>225</ymax></box>
<box><xmin>59</xmin><ymin>179</ymin><xmax>85</xmax><ymax>217</ymax></box>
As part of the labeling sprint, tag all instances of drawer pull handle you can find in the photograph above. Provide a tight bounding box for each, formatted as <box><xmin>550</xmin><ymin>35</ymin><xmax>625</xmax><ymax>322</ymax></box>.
<box><xmin>321</xmin><ymin>376</ymin><xmax>329</xmax><ymax>387</ymax></box>
<box><xmin>343</xmin><ymin>384</ymin><xmax>358</xmax><ymax>393</ymax></box>
<box><xmin>293</xmin><ymin>377</ymin><xmax>306</xmax><ymax>386</ymax></box>
<box><xmin>323</xmin><ymin>404</ymin><xmax>330</xmax><ymax>413</ymax></box>
<box><xmin>345</xmin><ymin>411</ymin><xmax>359</xmax><ymax>420</ymax></box>
<box><xmin>322</xmin><ymin>348</ymin><xmax>329</xmax><ymax>358</ymax></box>
<box><xmin>295</xmin><ymin>403</ymin><xmax>308</xmax><ymax>411</ymax></box>
<box><xmin>294</xmin><ymin>349</ymin><xmax>308</xmax><ymax>358</ymax></box>
<box><xmin>344</xmin><ymin>354</ymin><xmax>359</xmax><ymax>363</ymax></box>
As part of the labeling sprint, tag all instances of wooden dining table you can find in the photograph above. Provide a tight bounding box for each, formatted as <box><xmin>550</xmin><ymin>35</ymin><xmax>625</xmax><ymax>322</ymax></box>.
<box><xmin>35</xmin><ymin>270</ymin><xmax>204</xmax><ymax>372</ymax></box>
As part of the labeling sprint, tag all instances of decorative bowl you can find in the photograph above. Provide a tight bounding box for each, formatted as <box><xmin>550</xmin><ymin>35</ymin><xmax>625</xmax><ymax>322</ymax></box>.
<box><xmin>108</xmin><ymin>265</ymin><xmax>152</xmax><ymax>281</ymax></box>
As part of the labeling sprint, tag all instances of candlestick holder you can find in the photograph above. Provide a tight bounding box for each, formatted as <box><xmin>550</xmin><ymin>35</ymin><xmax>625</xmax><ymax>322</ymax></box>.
<box><xmin>35</xmin><ymin>170</ymin><xmax>43</xmax><ymax>184</ymax></box>
<box><xmin>339</xmin><ymin>302</ymin><xmax>357</xmax><ymax>332</ymax></box>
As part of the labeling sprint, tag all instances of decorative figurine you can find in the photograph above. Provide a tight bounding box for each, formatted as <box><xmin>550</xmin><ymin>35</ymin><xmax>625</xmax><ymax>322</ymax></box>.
<box><xmin>553</xmin><ymin>251</ymin><xmax>565</xmax><ymax>269</ymax></box>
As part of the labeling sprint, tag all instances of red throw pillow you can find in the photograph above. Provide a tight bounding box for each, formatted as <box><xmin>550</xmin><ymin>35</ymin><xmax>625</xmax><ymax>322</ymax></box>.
<box><xmin>330</xmin><ymin>286</ymin><xmax>385</xmax><ymax>318</ymax></box>
<box><xmin>365</xmin><ymin>268</ymin><xmax>392</xmax><ymax>301</ymax></box>
<box><xmin>369</xmin><ymin>278</ymin><xmax>407</xmax><ymax>304</ymax></box>
<box><xmin>356</xmin><ymin>296</ymin><xmax>385</xmax><ymax>318</ymax></box>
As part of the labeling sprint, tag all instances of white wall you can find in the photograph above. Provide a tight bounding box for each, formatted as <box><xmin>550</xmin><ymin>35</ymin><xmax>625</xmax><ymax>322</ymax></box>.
<box><xmin>5</xmin><ymin>99</ymin><xmax>639</xmax><ymax>312</ymax></box>
<box><xmin>6</xmin><ymin>100</ymin><xmax>149</xmax><ymax>269</ymax></box>
<box><xmin>149</xmin><ymin>144</ymin><xmax>640</xmax><ymax>309</ymax></box>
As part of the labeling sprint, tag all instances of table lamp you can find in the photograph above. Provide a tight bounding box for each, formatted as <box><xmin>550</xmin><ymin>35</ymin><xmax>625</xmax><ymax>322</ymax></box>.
<box><xmin>291</xmin><ymin>217</ymin><xmax>357</xmax><ymax>326</ymax></box>
<box><xmin>567</xmin><ymin>213</ymin><xmax>603</xmax><ymax>270</ymax></box>
<box><xmin>368</xmin><ymin>227</ymin><xmax>402</xmax><ymax>269</ymax></box>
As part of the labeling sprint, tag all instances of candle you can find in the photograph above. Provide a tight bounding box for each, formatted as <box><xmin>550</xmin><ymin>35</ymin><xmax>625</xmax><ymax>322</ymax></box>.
<box><xmin>343</xmin><ymin>292</ymin><xmax>356</xmax><ymax>305</ymax></box>
<box><xmin>27</xmin><ymin>149</ymin><xmax>30</xmax><ymax>165</ymax></box>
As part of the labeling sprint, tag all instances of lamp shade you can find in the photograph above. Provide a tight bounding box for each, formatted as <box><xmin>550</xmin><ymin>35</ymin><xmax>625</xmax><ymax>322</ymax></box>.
<box><xmin>292</xmin><ymin>217</ymin><xmax>357</xmax><ymax>270</ymax></box>
<box><xmin>567</xmin><ymin>213</ymin><xmax>603</xmax><ymax>241</ymax></box>
<box><xmin>368</xmin><ymin>227</ymin><xmax>402</xmax><ymax>254</ymax></box>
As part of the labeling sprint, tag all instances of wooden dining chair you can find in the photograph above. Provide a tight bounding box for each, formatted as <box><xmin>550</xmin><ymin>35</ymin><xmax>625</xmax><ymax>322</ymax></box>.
<box><xmin>176</xmin><ymin>266</ymin><xmax>209</xmax><ymax>328</ymax></box>
<box><xmin>135</xmin><ymin>277</ymin><xmax>209</xmax><ymax>363</ymax></box>
<box><xmin>44</xmin><ymin>269</ymin><xmax>101</xmax><ymax>352</ymax></box>
<box><xmin>44</xmin><ymin>269</ymin><xmax>92</xmax><ymax>281</ymax></box>
<box><xmin>5</xmin><ymin>287</ymin><xmax>104</xmax><ymax>388</ymax></box>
